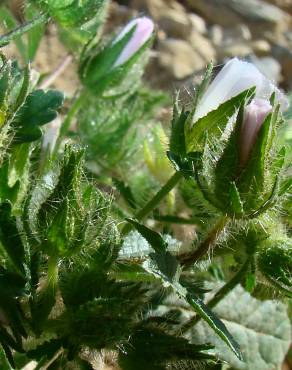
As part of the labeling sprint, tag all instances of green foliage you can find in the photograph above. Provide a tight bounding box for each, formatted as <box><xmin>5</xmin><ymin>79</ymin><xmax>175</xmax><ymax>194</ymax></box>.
<box><xmin>188</xmin><ymin>285</ymin><xmax>291</xmax><ymax>370</ymax></box>
<box><xmin>79</xmin><ymin>25</ymin><xmax>153</xmax><ymax>97</ymax></box>
<box><xmin>128</xmin><ymin>220</ymin><xmax>242</xmax><ymax>360</ymax></box>
<box><xmin>12</xmin><ymin>89</ymin><xmax>64</xmax><ymax>143</ymax></box>
<box><xmin>32</xmin><ymin>0</ymin><xmax>107</xmax><ymax>28</ymax></box>
<box><xmin>0</xmin><ymin>4</ymin><xmax>291</xmax><ymax>370</ymax></box>
<box><xmin>257</xmin><ymin>238</ymin><xmax>292</xmax><ymax>297</ymax></box>
<box><xmin>118</xmin><ymin>325</ymin><xmax>215</xmax><ymax>370</ymax></box>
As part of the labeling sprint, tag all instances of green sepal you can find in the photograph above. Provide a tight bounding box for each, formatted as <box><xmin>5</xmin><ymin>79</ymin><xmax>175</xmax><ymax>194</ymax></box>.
<box><xmin>80</xmin><ymin>25</ymin><xmax>153</xmax><ymax>97</ymax></box>
<box><xmin>186</xmin><ymin>87</ymin><xmax>255</xmax><ymax>152</ymax></box>
<box><xmin>169</xmin><ymin>107</ymin><xmax>189</xmax><ymax>156</ymax></box>
<box><xmin>184</xmin><ymin>62</ymin><xmax>213</xmax><ymax>138</ymax></box>
<box><xmin>80</xmin><ymin>26</ymin><xmax>135</xmax><ymax>85</ymax></box>
<box><xmin>213</xmin><ymin>103</ymin><xmax>244</xmax><ymax>213</ymax></box>
<box><xmin>166</xmin><ymin>151</ymin><xmax>190</xmax><ymax>177</ymax></box>
<box><xmin>189</xmin><ymin>148</ymin><xmax>224</xmax><ymax>210</ymax></box>
<box><xmin>238</xmin><ymin>104</ymin><xmax>281</xmax><ymax>212</ymax></box>
<box><xmin>229</xmin><ymin>182</ymin><xmax>244</xmax><ymax>216</ymax></box>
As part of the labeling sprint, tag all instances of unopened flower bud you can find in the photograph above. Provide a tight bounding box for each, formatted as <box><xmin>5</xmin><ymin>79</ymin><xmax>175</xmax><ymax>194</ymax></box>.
<box><xmin>193</xmin><ymin>57</ymin><xmax>288</xmax><ymax>123</ymax></box>
<box><xmin>240</xmin><ymin>99</ymin><xmax>272</xmax><ymax>166</ymax></box>
<box><xmin>112</xmin><ymin>17</ymin><xmax>154</xmax><ymax>67</ymax></box>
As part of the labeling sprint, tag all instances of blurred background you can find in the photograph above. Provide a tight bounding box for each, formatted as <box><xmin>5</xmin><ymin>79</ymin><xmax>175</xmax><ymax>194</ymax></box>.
<box><xmin>2</xmin><ymin>0</ymin><xmax>292</xmax><ymax>96</ymax></box>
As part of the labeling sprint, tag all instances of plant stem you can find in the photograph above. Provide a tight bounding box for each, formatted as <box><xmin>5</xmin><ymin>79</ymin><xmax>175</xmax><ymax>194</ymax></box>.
<box><xmin>178</xmin><ymin>215</ymin><xmax>229</xmax><ymax>268</ymax></box>
<box><xmin>54</xmin><ymin>90</ymin><xmax>88</xmax><ymax>154</ymax></box>
<box><xmin>40</xmin><ymin>54</ymin><xmax>73</xmax><ymax>89</ymax></box>
<box><xmin>180</xmin><ymin>258</ymin><xmax>250</xmax><ymax>334</ymax></box>
<box><xmin>122</xmin><ymin>171</ymin><xmax>183</xmax><ymax>235</ymax></box>
<box><xmin>0</xmin><ymin>13</ymin><xmax>48</xmax><ymax>47</ymax></box>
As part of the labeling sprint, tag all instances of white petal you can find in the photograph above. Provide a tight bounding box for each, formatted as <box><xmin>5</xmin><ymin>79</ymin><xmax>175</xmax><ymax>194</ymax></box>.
<box><xmin>193</xmin><ymin>58</ymin><xmax>287</xmax><ymax>123</ymax></box>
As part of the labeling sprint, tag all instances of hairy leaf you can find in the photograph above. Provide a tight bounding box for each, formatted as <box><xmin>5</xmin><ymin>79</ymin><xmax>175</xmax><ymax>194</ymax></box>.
<box><xmin>188</xmin><ymin>285</ymin><xmax>291</xmax><ymax>370</ymax></box>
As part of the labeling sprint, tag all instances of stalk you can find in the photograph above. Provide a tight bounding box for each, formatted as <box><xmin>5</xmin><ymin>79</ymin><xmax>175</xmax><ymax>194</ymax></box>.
<box><xmin>0</xmin><ymin>14</ymin><xmax>48</xmax><ymax>47</ymax></box>
<box><xmin>179</xmin><ymin>215</ymin><xmax>229</xmax><ymax>267</ymax></box>
<box><xmin>122</xmin><ymin>171</ymin><xmax>183</xmax><ymax>235</ymax></box>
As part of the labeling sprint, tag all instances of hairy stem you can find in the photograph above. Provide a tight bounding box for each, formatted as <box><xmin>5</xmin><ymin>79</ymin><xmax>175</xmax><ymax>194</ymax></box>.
<box><xmin>180</xmin><ymin>258</ymin><xmax>250</xmax><ymax>333</ymax></box>
<box><xmin>0</xmin><ymin>13</ymin><xmax>48</xmax><ymax>47</ymax></box>
<box><xmin>122</xmin><ymin>171</ymin><xmax>183</xmax><ymax>235</ymax></box>
<box><xmin>179</xmin><ymin>215</ymin><xmax>229</xmax><ymax>267</ymax></box>
<box><xmin>54</xmin><ymin>90</ymin><xmax>88</xmax><ymax>154</ymax></box>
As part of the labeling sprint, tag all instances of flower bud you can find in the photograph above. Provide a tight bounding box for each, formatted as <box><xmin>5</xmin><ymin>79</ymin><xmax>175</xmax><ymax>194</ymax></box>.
<box><xmin>240</xmin><ymin>99</ymin><xmax>272</xmax><ymax>166</ymax></box>
<box><xmin>79</xmin><ymin>17</ymin><xmax>154</xmax><ymax>97</ymax></box>
<box><xmin>193</xmin><ymin>57</ymin><xmax>288</xmax><ymax>123</ymax></box>
<box><xmin>113</xmin><ymin>17</ymin><xmax>154</xmax><ymax>67</ymax></box>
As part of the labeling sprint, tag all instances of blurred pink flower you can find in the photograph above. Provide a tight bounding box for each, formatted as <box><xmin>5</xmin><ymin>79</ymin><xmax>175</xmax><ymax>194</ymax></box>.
<box><xmin>240</xmin><ymin>98</ymin><xmax>272</xmax><ymax>166</ymax></box>
<box><xmin>113</xmin><ymin>17</ymin><xmax>154</xmax><ymax>67</ymax></box>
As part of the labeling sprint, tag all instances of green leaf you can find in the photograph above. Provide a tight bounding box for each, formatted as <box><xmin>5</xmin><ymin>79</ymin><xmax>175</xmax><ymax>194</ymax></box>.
<box><xmin>150</xmin><ymin>251</ymin><xmax>180</xmax><ymax>283</ymax></box>
<box><xmin>35</xmin><ymin>0</ymin><xmax>107</xmax><ymax>28</ymax></box>
<box><xmin>188</xmin><ymin>285</ymin><xmax>291</xmax><ymax>370</ymax></box>
<box><xmin>186</xmin><ymin>88</ymin><xmax>255</xmax><ymax>153</ymax></box>
<box><xmin>13</xmin><ymin>65</ymin><xmax>30</xmax><ymax>112</ymax></box>
<box><xmin>186</xmin><ymin>294</ymin><xmax>242</xmax><ymax>360</ymax></box>
<box><xmin>12</xmin><ymin>89</ymin><xmax>64</xmax><ymax>143</ymax></box>
<box><xmin>113</xmin><ymin>178</ymin><xmax>137</xmax><ymax>209</ymax></box>
<box><xmin>25</xmin><ymin>5</ymin><xmax>46</xmax><ymax>61</ymax></box>
<box><xmin>0</xmin><ymin>62</ymin><xmax>9</xmax><ymax>105</ymax></box>
<box><xmin>0</xmin><ymin>343</ymin><xmax>15</xmax><ymax>369</ymax></box>
<box><xmin>118</xmin><ymin>326</ymin><xmax>215</xmax><ymax>370</ymax></box>
<box><xmin>26</xmin><ymin>338</ymin><xmax>64</xmax><ymax>361</ymax></box>
<box><xmin>0</xmin><ymin>202</ymin><xmax>27</xmax><ymax>275</ymax></box>
<box><xmin>0</xmin><ymin>345</ymin><xmax>13</xmax><ymax>370</ymax></box>
<box><xmin>139</xmin><ymin>241</ymin><xmax>242</xmax><ymax>359</ymax></box>
<box><xmin>126</xmin><ymin>219</ymin><xmax>167</xmax><ymax>253</ymax></box>
<box><xmin>257</xmin><ymin>239</ymin><xmax>292</xmax><ymax>297</ymax></box>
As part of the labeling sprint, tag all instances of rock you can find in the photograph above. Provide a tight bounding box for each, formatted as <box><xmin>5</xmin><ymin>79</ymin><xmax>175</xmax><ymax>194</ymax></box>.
<box><xmin>248</xmin><ymin>56</ymin><xmax>282</xmax><ymax>83</ymax></box>
<box><xmin>219</xmin><ymin>43</ymin><xmax>252</xmax><ymax>58</ymax></box>
<box><xmin>186</xmin><ymin>0</ymin><xmax>242</xmax><ymax>27</ymax></box>
<box><xmin>158</xmin><ymin>9</ymin><xmax>192</xmax><ymax>39</ymax></box>
<box><xmin>224</xmin><ymin>24</ymin><xmax>252</xmax><ymax>43</ymax></box>
<box><xmin>251</xmin><ymin>39</ymin><xmax>271</xmax><ymax>55</ymax></box>
<box><xmin>130</xmin><ymin>0</ymin><xmax>185</xmax><ymax>20</ymax></box>
<box><xmin>209</xmin><ymin>25</ymin><xmax>224</xmax><ymax>46</ymax></box>
<box><xmin>188</xmin><ymin>13</ymin><xmax>207</xmax><ymax>34</ymax></box>
<box><xmin>130</xmin><ymin>0</ymin><xmax>193</xmax><ymax>39</ymax></box>
<box><xmin>264</xmin><ymin>0</ymin><xmax>292</xmax><ymax>14</ymax></box>
<box><xmin>186</xmin><ymin>0</ymin><xmax>291</xmax><ymax>34</ymax></box>
<box><xmin>158</xmin><ymin>39</ymin><xmax>206</xmax><ymax>79</ymax></box>
<box><xmin>271</xmin><ymin>43</ymin><xmax>292</xmax><ymax>87</ymax></box>
<box><xmin>188</xmin><ymin>30</ymin><xmax>216</xmax><ymax>62</ymax></box>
